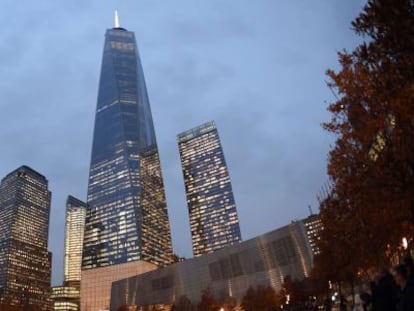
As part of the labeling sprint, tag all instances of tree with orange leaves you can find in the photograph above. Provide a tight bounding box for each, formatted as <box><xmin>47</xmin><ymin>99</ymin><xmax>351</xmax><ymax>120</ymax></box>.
<box><xmin>240</xmin><ymin>285</ymin><xmax>280</xmax><ymax>311</ymax></box>
<box><xmin>318</xmin><ymin>0</ymin><xmax>414</xmax><ymax>279</ymax></box>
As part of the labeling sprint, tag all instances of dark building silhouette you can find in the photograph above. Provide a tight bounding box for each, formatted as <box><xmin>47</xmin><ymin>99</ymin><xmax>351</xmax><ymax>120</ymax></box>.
<box><xmin>0</xmin><ymin>166</ymin><xmax>52</xmax><ymax>311</ymax></box>
<box><xmin>303</xmin><ymin>214</ymin><xmax>324</xmax><ymax>257</ymax></box>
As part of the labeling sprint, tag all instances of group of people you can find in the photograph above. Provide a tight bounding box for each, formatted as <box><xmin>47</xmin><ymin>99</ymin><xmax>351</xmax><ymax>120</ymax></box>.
<box><xmin>361</xmin><ymin>256</ymin><xmax>414</xmax><ymax>311</ymax></box>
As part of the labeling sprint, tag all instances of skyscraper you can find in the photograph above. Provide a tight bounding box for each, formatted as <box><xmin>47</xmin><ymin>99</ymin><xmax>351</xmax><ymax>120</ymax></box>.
<box><xmin>177</xmin><ymin>121</ymin><xmax>242</xmax><ymax>257</ymax></box>
<box><xmin>0</xmin><ymin>166</ymin><xmax>52</xmax><ymax>311</ymax></box>
<box><xmin>51</xmin><ymin>286</ymin><xmax>80</xmax><ymax>311</ymax></box>
<box><xmin>51</xmin><ymin>196</ymin><xmax>87</xmax><ymax>311</ymax></box>
<box><xmin>302</xmin><ymin>214</ymin><xmax>324</xmax><ymax>257</ymax></box>
<box><xmin>81</xmin><ymin>14</ymin><xmax>171</xmax><ymax>311</ymax></box>
<box><xmin>64</xmin><ymin>196</ymin><xmax>87</xmax><ymax>287</ymax></box>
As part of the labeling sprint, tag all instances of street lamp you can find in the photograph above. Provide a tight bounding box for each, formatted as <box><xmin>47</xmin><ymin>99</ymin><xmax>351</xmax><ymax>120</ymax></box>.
<box><xmin>403</xmin><ymin>237</ymin><xmax>408</xmax><ymax>250</ymax></box>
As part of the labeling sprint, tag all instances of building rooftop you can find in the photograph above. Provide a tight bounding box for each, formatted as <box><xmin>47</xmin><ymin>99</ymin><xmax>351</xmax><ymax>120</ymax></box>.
<box><xmin>177</xmin><ymin>120</ymin><xmax>216</xmax><ymax>143</ymax></box>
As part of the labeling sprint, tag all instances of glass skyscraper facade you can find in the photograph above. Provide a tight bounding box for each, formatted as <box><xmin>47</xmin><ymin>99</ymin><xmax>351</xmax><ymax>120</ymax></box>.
<box><xmin>177</xmin><ymin>121</ymin><xmax>242</xmax><ymax>257</ymax></box>
<box><xmin>0</xmin><ymin>166</ymin><xmax>52</xmax><ymax>311</ymax></box>
<box><xmin>64</xmin><ymin>196</ymin><xmax>87</xmax><ymax>287</ymax></box>
<box><xmin>51</xmin><ymin>196</ymin><xmax>87</xmax><ymax>311</ymax></box>
<box><xmin>82</xmin><ymin>22</ymin><xmax>172</xmax><ymax>269</ymax></box>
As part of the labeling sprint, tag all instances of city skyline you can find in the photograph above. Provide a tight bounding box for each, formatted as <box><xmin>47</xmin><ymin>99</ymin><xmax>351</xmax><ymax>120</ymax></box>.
<box><xmin>0</xmin><ymin>1</ymin><xmax>365</xmax><ymax>285</ymax></box>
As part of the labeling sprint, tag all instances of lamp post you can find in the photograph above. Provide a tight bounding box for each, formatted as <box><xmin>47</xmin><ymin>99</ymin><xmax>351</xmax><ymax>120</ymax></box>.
<box><xmin>402</xmin><ymin>237</ymin><xmax>408</xmax><ymax>250</ymax></box>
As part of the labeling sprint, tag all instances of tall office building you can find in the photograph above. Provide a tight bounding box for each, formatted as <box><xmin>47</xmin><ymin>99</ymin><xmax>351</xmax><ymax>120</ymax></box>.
<box><xmin>51</xmin><ymin>196</ymin><xmax>87</xmax><ymax>311</ymax></box>
<box><xmin>0</xmin><ymin>166</ymin><xmax>52</xmax><ymax>311</ymax></box>
<box><xmin>64</xmin><ymin>196</ymin><xmax>87</xmax><ymax>287</ymax></box>
<box><xmin>81</xmin><ymin>13</ymin><xmax>171</xmax><ymax>311</ymax></box>
<box><xmin>178</xmin><ymin>121</ymin><xmax>242</xmax><ymax>257</ymax></box>
<box><xmin>302</xmin><ymin>214</ymin><xmax>324</xmax><ymax>257</ymax></box>
<box><xmin>51</xmin><ymin>286</ymin><xmax>80</xmax><ymax>311</ymax></box>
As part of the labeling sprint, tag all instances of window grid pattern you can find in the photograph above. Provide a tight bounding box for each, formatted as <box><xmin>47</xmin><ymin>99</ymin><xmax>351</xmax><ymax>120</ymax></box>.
<box><xmin>64</xmin><ymin>196</ymin><xmax>87</xmax><ymax>288</ymax></box>
<box><xmin>303</xmin><ymin>214</ymin><xmax>324</xmax><ymax>256</ymax></box>
<box><xmin>51</xmin><ymin>286</ymin><xmax>80</xmax><ymax>311</ymax></box>
<box><xmin>178</xmin><ymin>121</ymin><xmax>242</xmax><ymax>257</ymax></box>
<box><xmin>82</xmin><ymin>28</ymin><xmax>172</xmax><ymax>270</ymax></box>
<box><xmin>0</xmin><ymin>166</ymin><xmax>52</xmax><ymax>311</ymax></box>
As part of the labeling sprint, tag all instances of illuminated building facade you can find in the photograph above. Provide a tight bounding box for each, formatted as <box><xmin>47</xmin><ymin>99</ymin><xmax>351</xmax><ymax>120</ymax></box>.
<box><xmin>81</xmin><ymin>16</ymin><xmax>172</xmax><ymax>311</ymax></box>
<box><xmin>302</xmin><ymin>214</ymin><xmax>324</xmax><ymax>257</ymax></box>
<box><xmin>64</xmin><ymin>196</ymin><xmax>87</xmax><ymax>287</ymax></box>
<box><xmin>51</xmin><ymin>286</ymin><xmax>80</xmax><ymax>311</ymax></box>
<box><xmin>139</xmin><ymin>146</ymin><xmax>172</xmax><ymax>264</ymax></box>
<box><xmin>110</xmin><ymin>221</ymin><xmax>314</xmax><ymax>310</ymax></box>
<box><xmin>83</xmin><ymin>16</ymin><xmax>172</xmax><ymax>271</ymax></box>
<box><xmin>177</xmin><ymin>121</ymin><xmax>242</xmax><ymax>257</ymax></box>
<box><xmin>0</xmin><ymin>166</ymin><xmax>52</xmax><ymax>311</ymax></box>
<box><xmin>51</xmin><ymin>196</ymin><xmax>87</xmax><ymax>311</ymax></box>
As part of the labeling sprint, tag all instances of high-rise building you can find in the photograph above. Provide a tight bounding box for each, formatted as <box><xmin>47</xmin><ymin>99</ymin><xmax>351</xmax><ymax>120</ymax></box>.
<box><xmin>0</xmin><ymin>166</ymin><xmax>52</xmax><ymax>311</ymax></box>
<box><xmin>81</xmin><ymin>13</ymin><xmax>171</xmax><ymax>311</ymax></box>
<box><xmin>51</xmin><ymin>286</ymin><xmax>80</xmax><ymax>311</ymax></box>
<box><xmin>51</xmin><ymin>196</ymin><xmax>87</xmax><ymax>311</ymax></box>
<box><xmin>64</xmin><ymin>196</ymin><xmax>87</xmax><ymax>287</ymax></box>
<box><xmin>177</xmin><ymin>121</ymin><xmax>242</xmax><ymax>257</ymax></box>
<box><xmin>302</xmin><ymin>214</ymin><xmax>324</xmax><ymax>257</ymax></box>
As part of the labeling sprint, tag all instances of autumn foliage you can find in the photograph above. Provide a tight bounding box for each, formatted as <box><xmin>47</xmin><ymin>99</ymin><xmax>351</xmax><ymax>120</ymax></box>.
<box><xmin>318</xmin><ymin>0</ymin><xmax>414</xmax><ymax>280</ymax></box>
<box><xmin>240</xmin><ymin>285</ymin><xmax>280</xmax><ymax>311</ymax></box>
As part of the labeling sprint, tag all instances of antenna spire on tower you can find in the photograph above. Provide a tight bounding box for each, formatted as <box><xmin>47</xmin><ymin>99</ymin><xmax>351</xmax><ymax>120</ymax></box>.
<box><xmin>114</xmin><ymin>10</ymin><xmax>121</xmax><ymax>28</ymax></box>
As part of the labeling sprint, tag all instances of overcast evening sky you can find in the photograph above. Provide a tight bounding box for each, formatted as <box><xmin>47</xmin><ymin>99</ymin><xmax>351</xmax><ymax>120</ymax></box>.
<box><xmin>0</xmin><ymin>1</ymin><xmax>366</xmax><ymax>284</ymax></box>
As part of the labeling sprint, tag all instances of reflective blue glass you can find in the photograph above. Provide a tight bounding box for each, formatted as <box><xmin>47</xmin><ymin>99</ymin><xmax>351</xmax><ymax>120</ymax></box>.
<box><xmin>82</xmin><ymin>27</ymin><xmax>172</xmax><ymax>269</ymax></box>
<box><xmin>178</xmin><ymin>121</ymin><xmax>242</xmax><ymax>257</ymax></box>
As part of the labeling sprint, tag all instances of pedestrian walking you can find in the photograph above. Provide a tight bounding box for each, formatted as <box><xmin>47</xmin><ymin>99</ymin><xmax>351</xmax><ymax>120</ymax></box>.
<box><xmin>402</xmin><ymin>256</ymin><xmax>414</xmax><ymax>284</ymax></box>
<box><xmin>323</xmin><ymin>297</ymin><xmax>332</xmax><ymax>311</ymax></box>
<box><xmin>359</xmin><ymin>292</ymin><xmax>371</xmax><ymax>311</ymax></box>
<box><xmin>393</xmin><ymin>264</ymin><xmax>414</xmax><ymax>311</ymax></box>
<box><xmin>370</xmin><ymin>267</ymin><xmax>397</xmax><ymax>311</ymax></box>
